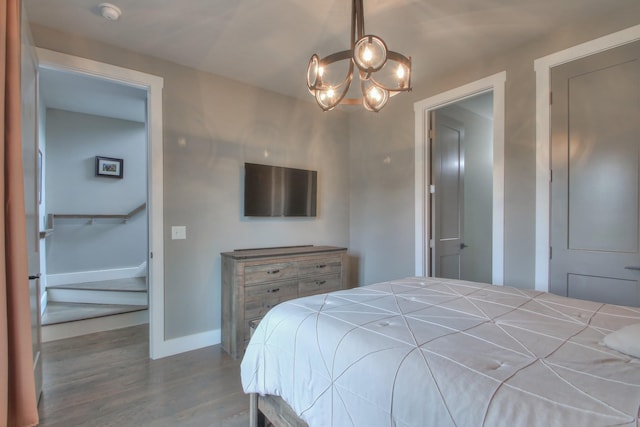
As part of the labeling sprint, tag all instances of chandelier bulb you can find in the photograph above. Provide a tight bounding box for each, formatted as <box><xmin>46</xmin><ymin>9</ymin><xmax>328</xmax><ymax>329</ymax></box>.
<box><xmin>362</xmin><ymin>47</ymin><xmax>373</xmax><ymax>63</ymax></box>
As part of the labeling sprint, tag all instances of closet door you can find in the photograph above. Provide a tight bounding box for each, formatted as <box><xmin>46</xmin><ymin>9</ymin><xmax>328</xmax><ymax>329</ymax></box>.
<box><xmin>550</xmin><ymin>40</ymin><xmax>640</xmax><ymax>306</ymax></box>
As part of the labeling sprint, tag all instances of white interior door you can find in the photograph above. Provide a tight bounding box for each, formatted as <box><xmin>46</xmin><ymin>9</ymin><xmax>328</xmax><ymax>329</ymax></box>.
<box><xmin>21</xmin><ymin>7</ymin><xmax>43</xmax><ymax>401</ymax></box>
<box><xmin>550</xmin><ymin>40</ymin><xmax>640</xmax><ymax>306</ymax></box>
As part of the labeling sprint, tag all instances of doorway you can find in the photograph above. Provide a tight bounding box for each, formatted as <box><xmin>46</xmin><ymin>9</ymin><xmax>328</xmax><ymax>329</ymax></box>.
<box><xmin>34</xmin><ymin>48</ymin><xmax>167</xmax><ymax>358</ymax></box>
<box><xmin>38</xmin><ymin>69</ymin><xmax>150</xmax><ymax>332</ymax></box>
<box><xmin>431</xmin><ymin>92</ymin><xmax>494</xmax><ymax>282</ymax></box>
<box><xmin>414</xmin><ymin>71</ymin><xmax>506</xmax><ymax>284</ymax></box>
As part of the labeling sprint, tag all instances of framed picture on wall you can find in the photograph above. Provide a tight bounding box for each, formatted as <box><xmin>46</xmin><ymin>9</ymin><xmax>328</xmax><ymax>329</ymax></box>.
<box><xmin>95</xmin><ymin>156</ymin><xmax>123</xmax><ymax>178</ymax></box>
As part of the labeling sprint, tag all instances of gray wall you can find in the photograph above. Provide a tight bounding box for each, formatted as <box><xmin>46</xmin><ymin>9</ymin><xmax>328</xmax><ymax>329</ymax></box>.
<box><xmin>439</xmin><ymin>101</ymin><xmax>493</xmax><ymax>284</ymax></box>
<box><xmin>45</xmin><ymin>109</ymin><xmax>147</xmax><ymax>273</ymax></box>
<box><xmin>348</xmin><ymin>8</ymin><xmax>640</xmax><ymax>289</ymax></box>
<box><xmin>348</xmin><ymin>105</ymin><xmax>416</xmax><ymax>286</ymax></box>
<box><xmin>30</xmin><ymin>25</ymin><xmax>351</xmax><ymax>339</ymax></box>
<box><xmin>29</xmin><ymin>8</ymin><xmax>640</xmax><ymax>341</ymax></box>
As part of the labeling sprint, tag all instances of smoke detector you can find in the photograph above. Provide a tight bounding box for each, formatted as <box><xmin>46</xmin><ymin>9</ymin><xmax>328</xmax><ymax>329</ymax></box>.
<box><xmin>99</xmin><ymin>3</ymin><xmax>121</xmax><ymax>21</ymax></box>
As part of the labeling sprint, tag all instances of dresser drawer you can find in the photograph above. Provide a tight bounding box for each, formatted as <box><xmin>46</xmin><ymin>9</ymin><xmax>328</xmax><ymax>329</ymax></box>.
<box><xmin>245</xmin><ymin>295</ymin><xmax>291</xmax><ymax>326</ymax></box>
<box><xmin>222</xmin><ymin>246</ymin><xmax>347</xmax><ymax>359</ymax></box>
<box><xmin>244</xmin><ymin>262</ymin><xmax>296</xmax><ymax>285</ymax></box>
<box><xmin>299</xmin><ymin>273</ymin><xmax>341</xmax><ymax>296</ymax></box>
<box><xmin>244</xmin><ymin>280</ymin><xmax>298</xmax><ymax>301</ymax></box>
<box><xmin>243</xmin><ymin>317</ymin><xmax>270</xmax><ymax>340</ymax></box>
<box><xmin>244</xmin><ymin>315</ymin><xmax>268</xmax><ymax>340</ymax></box>
<box><xmin>297</xmin><ymin>256</ymin><xmax>342</xmax><ymax>278</ymax></box>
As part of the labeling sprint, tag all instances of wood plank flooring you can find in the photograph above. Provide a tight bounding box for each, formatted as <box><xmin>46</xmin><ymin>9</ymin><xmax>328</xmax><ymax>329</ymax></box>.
<box><xmin>38</xmin><ymin>324</ymin><xmax>250</xmax><ymax>426</ymax></box>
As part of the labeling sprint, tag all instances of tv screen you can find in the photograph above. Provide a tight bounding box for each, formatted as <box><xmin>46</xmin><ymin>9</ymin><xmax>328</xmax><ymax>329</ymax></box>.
<box><xmin>244</xmin><ymin>163</ymin><xmax>317</xmax><ymax>217</ymax></box>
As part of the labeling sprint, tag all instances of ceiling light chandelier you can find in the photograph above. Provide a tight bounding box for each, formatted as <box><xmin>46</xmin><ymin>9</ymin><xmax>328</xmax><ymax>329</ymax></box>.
<box><xmin>306</xmin><ymin>0</ymin><xmax>412</xmax><ymax>112</ymax></box>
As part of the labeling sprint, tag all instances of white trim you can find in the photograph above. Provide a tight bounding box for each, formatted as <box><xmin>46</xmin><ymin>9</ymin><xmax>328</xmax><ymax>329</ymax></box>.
<box><xmin>36</xmin><ymin>48</ymin><xmax>168</xmax><ymax>359</ymax></box>
<box><xmin>414</xmin><ymin>108</ymin><xmax>428</xmax><ymax>276</ymax></box>
<box><xmin>46</xmin><ymin>264</ymin><xmax>145</xmax><ymax>286</ymax></box>
<box><xmin>150</xmin><ymin>329</ymin><xmax>221</xmax><ymax>359</ymax></box>
<box><xmin>533</xmin><ymin>24</ymin><xmax>640</xmax><ymax>292</ymax></box>
<box><xmin>40</xmin><ymin>291</ymin><xmax>48</xmax><ymax>316</ymax></box>
<box><xmin>414</xmin><ymin>71</ymin><xmax>506</xmax><ymax>284</ymax></box>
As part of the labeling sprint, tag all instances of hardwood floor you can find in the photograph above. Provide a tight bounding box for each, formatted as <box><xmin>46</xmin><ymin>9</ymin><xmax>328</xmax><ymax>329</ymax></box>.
<box><xmin>37</xmin><ymin>324</ymin><xmax>250</xmax><ymax>426</ymax></box>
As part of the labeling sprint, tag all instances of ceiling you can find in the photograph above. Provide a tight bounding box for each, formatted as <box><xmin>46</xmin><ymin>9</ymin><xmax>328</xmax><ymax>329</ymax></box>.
<box><xmin>39</xmin><ymin>67</ymin><xmax>147</xmax><ymax>122</ymax></box>
<box><xmin>25</xmin><ymin>0</ymin><xmax>635</xmax><ymax>113</ymax></box>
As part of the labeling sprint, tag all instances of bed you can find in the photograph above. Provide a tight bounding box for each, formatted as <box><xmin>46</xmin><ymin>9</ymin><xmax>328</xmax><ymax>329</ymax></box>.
<box><xmin>240</xmin><ymin>277</ymin><xmax>640</xmax><ymax>427</ymax></box>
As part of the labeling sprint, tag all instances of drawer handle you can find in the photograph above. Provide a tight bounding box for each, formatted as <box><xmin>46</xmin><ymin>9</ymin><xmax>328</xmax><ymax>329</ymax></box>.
<box><xmin>267</xmin><ymin>269</ymin><xmax>280</xmax><ymax>275</ymax></box>
<box><xmin>316</xmin><ymin>264</ymin><xmax>327</xmax><ymax>269</ymax></box>
<box><xmin>316</xmin><ymin>280</ymin><xmax>326</xmax><ymax>285</ymax></box>
<box><xmin>268</xmin><ymin>288</ymin><xmax>280</xmax><ymax>293</ymax></box>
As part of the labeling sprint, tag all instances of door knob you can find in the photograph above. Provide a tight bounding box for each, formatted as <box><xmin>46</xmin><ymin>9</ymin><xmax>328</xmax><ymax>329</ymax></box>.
<box><xmin>460</xmin><ymin>243</ymin><xmax>468</xmax><ymax>249</ymax></box>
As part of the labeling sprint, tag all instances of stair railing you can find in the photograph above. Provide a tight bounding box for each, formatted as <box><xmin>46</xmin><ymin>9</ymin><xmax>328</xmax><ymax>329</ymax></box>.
<box><xmin>40</xmin><ymin>203</ymin><xmax>146</xmax><ymax>238</ymax></box>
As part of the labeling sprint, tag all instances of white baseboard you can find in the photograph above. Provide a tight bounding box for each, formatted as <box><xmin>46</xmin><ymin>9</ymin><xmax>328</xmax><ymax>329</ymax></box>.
<box><xmin>150</xmin><ymin>328</ymin><xmax>221</xmax><ymax>360</ymax></box>
<box><xmin>47</xmin><ymin>262</ymin><xmax>147</xmax><ymax>287</ymax></box>
<box><xmin>41</xmin><ymin>309</ymin><xmax>149</xmax><ymax>342</ymax></box>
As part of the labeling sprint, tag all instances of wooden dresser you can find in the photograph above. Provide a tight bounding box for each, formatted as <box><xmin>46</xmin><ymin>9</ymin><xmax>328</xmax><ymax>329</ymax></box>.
<box><xmin>221</xmin><ymin>245</ymin><xmax>347</xmax><ymax>359</ymax></box>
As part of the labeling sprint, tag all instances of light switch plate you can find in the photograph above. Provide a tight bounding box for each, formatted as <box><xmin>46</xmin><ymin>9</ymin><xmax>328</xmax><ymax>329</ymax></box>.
<box><xmin>171</xmin><ymin>226</ymin><xmax>186</xmax><ymax>240</ymax></box>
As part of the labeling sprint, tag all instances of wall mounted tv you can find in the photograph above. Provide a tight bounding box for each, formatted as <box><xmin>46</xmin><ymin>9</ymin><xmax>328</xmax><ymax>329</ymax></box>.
<box><xmin>244</xmin><ymin>163</ymin><xmax>317</xmax><ymax>217</ymax></box>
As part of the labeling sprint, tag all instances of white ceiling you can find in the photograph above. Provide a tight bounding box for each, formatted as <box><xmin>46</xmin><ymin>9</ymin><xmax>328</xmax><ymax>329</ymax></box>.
<box><xmin>25</xmin><ymin>0</ymin><xmax>636</xmax><ymax>116</ymax></box>
<box><xmin>39</xmin><ymin>67</ymin><xmax>147</xmax><ymax>122</ymax></box>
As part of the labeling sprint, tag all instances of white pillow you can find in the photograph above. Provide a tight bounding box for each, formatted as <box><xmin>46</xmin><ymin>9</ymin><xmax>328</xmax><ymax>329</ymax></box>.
<box><xmin>603</xmin><ymin>323</ymin><xmax>640</xmax><ymax>358</ymax></box>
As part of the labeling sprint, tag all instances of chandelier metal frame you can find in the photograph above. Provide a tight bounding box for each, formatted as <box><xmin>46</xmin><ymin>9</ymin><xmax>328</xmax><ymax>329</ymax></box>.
<box><xmin>306</xmin><ymin>0</ymin><xmax>412</xmax><ymax>112</ymax></box>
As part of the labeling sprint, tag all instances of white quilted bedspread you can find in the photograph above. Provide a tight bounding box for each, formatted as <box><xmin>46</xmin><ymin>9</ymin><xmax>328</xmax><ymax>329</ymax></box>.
<box><xmin>241</xmin><ymin>277</ymin><xmax>640</xmax><ymax>427</ymax></box>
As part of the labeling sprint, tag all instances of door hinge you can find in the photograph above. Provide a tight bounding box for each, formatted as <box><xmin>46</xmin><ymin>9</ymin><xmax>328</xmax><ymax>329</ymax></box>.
<box><xmin>429</xmin><ymin>129</ymin><xmax>435</xmax><ymax>139</ymax></box>
<box><xmin>549</xmin><ymin>169</ymin><xmax>553</xmax><ymax>183</ymax></box>
<box><xmin>549</xmin><ymin>91</ymin><xmax>553</xmax><ymax>105</ymax></box>
<box><xmin>429</xmin><ymin>184</ymin><xmax>435</xmax><ymax>194</ymax></box>
<box><xmin>429</xmin><ymin>239</ymin><xmax>435</xmax><ymax>248</ymax></box>
<box><xmin>150</xmin><ymin>251</ymin><xmax>153</xmax><ymax>259</ymax></box>
<box><xmin>549</xmin><ymin>246</ymin><xmax>552</xmax><ymax>260</ymax></box>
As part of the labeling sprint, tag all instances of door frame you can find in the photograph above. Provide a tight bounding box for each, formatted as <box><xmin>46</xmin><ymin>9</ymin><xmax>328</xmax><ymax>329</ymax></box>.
<box><xmin>534</xmin><ymin>24</ymin><xmax>640</xmax><ymax>292</ymax></box>
<box><xmin>35</xmin><ymin>48</ymin><xmax>168</xmax><ymax>359</ymax></box>
<box><xmin>414</xmin><ymin>71</ymin><xmax>506</xmax><ymax>284</ymax></box>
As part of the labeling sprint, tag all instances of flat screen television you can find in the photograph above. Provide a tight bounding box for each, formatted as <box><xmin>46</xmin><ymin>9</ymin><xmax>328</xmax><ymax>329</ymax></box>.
<box><xmin>244</xmin><ymin>163</ymin><xmax>317</xmax><ymax>217</ymax></box>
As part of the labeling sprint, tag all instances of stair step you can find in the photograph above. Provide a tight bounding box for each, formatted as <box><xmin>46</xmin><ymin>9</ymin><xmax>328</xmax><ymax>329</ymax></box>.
<box><xmin>42</xmin><ymin>302</ymin><xmax>147</xmax><ymax>326</ymax></box>
<box><xmin>48</xmin><ymin>277</ymin><xmax>146</xmax><ymax>292</ymax></box>
<box><xmin>48</xmin><ymin>288</ymin><xmax>147</xmax><ymax>306</ymax></box>
<box><xmin>47</xmin><ymin>277</ymin><xmax>147</xmax><ymax>306</ymax></box>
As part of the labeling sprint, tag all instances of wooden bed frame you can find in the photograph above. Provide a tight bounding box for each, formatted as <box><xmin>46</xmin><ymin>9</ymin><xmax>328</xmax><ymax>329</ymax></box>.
<box><xmin>250</xmin><ymin>393</ymin><xmax>309</xmax><ymax>427</ymax></box>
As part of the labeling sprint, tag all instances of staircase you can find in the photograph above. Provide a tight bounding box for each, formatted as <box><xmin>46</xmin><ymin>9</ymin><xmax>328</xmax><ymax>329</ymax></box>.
<box><xmin>42</xmin><ymin>277</ymin><xmax>148</xmax><ymax>326</ymax></box>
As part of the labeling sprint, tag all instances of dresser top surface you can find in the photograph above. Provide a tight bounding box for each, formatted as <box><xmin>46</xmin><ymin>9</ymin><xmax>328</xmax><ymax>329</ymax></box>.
<box><xmin>221</xmin><ymin>245</ymin><xmax>346</xmax><ymax>260</ymax></box>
